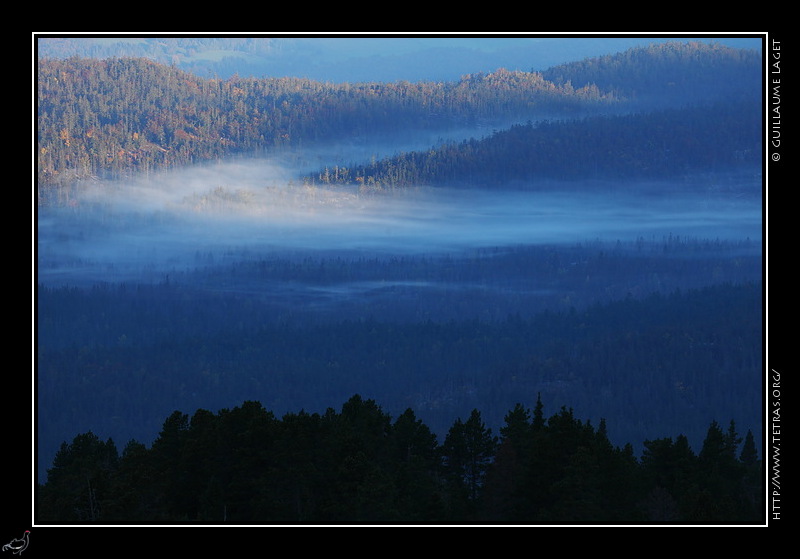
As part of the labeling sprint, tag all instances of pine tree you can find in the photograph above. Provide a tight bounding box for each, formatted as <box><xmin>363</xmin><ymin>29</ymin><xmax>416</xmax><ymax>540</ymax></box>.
<box><xmin>390</xmin><ymin>408</ymin><xmax>444</xmax><ymax>523</ymax></box>
<box><xmin>149</xmin><ymin>411</ymin><xmax>192</xmax><ymax>520</ymax></box>
<box><xmin>38</xmin><ymin>432</ymin><xmax>119</xmax><ymax>523</ymax></box>
<box><xmin>499</xmin><ymin>402</ymin><xmax>531</xmax><ymax>459</ymax></box>
<box><xmin>695</xmin><ymin>419</ymin><xmax>746</xmax><ymax>522</ymax></box>
<box><xmin>532</xmin><ymin>392</ymin><xmax>546</xmax><ymax>431</ymax></box>
<box><xmin>442</xmin><ymin>409</ymin><xmax>498</xmax><ymax>509</ymax></box>
<box><xmin>739</xmin><ymin>429</ymin><xmax>758</xmax><ymax>465</ymax></box>
<box><xmin>738</xmin><ymin>429</ymin><xmax>763</xmax><ymax>523</ymax></box>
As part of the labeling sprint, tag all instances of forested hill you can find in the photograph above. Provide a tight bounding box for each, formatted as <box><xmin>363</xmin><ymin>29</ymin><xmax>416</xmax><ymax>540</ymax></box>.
<box><xmin>37</xmin><ymin>41</ymin><xmax>761</xmax><ymax>201</ymax></box>
<box><xmin>304</xmin><ymin>101</ymin><xmax>762</xmax><ymax>190</ymax></box>
<box><xmin>36</xmin><ymin>59</ymin><xmax>609</xmax><ymax>198</ymax></box>
<box><xmin>541</xmin><ymin>41</ymin><xmax>762</xmax><ymax>107</ymax></box>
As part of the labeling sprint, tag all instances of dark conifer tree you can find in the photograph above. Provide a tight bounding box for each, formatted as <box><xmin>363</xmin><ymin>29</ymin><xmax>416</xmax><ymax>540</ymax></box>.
<box><xmin>37</xmin><ymin>432</ymin><xmax>119</xmax><ymax>523</ymax></box>
<box><xmin>738</xmin><ymin>429</ymin><xmax>763</xmax><ymax>522</ymax></box>
<box><xmin>148</xmin><ymin>411</ymin><xmax>192</xmax><ymax>520</ymax></box>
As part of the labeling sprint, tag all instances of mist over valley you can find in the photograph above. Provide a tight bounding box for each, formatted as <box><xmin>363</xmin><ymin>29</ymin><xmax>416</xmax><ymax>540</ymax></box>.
<box><xmin>37</xmin><ymin>155</ymin><xmax>761</xmax><ymax>286</ymax></box>
<box><xmin>37</xmin><ymin>153</ymin><xmax>761</xmax><ymax>319</ymax></box>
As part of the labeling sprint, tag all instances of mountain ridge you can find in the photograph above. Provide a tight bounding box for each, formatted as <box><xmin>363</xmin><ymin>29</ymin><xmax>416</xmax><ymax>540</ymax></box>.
<box><xmin>37</xmin><ymin>40</ymin><xmax>762</xmax><ymax>200</ymax></box>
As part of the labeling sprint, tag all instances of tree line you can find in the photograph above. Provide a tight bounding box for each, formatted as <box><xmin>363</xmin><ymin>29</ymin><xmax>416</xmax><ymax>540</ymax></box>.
<box><xmin>36</xmin><ymin>393</ymin><xmax>763</xmax><ymax>524</ymax></box>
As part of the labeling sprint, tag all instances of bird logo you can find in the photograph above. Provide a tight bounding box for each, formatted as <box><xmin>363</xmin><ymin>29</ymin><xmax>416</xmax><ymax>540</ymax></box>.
<box><xmin>2</xmin><ymin>531</ymin><xmax>29</xmax><ymax>555</ymax></box>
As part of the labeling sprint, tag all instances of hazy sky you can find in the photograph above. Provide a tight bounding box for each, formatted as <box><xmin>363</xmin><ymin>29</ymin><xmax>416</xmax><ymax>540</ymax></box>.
<box><xmin>279</xmin><ymin>34</ymin><xmax>762</xmax><ymax>80</ymax></box>
<box><xmin>35</xmin><ymin>33</ymin><xmax>764</xmax><ymax>82</ymax></box>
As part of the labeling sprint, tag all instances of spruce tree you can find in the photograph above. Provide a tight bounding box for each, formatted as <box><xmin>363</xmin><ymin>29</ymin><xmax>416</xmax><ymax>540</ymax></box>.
<box><xmin>38</xmin><ymin>432</ymin><xmax>119</xmax><ymax>523</ymax></box>
<box><xmin>442</xmin><ymin>408</ymin><xmax>498</xmax><ymax>520</ymax></box>
<box><xmin>739</xmin><ymin>429</ymin><xmax>758</xmax><ymax>465</ymax></box>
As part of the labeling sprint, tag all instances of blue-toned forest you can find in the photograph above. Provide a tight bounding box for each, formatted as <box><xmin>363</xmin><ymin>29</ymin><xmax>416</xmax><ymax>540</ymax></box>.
<box><xmin>35</xmin><ymin>38</ymin><xmax>765</xmax><ymax>525</ymax></box>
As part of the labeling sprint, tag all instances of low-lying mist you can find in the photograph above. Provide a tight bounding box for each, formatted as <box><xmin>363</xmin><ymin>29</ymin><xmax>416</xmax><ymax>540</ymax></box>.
<box><xmin>36</xmin><ymin>158</ymin><xmax>762</xmax><ymax>288</ymax></box>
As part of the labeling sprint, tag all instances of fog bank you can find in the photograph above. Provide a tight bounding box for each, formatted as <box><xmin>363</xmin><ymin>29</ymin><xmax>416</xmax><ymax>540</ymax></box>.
<box><xmin>35</xmin><ymin>158</ymin><xmax>762</xmax><ymax>287</ymax></box>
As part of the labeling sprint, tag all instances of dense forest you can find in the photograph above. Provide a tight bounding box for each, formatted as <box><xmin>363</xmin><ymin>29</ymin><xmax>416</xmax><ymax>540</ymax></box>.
<box><xmin>37</xmin><ymin>259</ymin><xmax>763</xmax><ymax>509</ymax></box>
<box><xmin>36</xmin><ymin>393</ymin><xmax>762</xmax><ymax>524</ymax></box>
<box><xmin>35</xmin><ymin>38</ymin><xmax>766</xmax><ymax>526</ymax></box>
